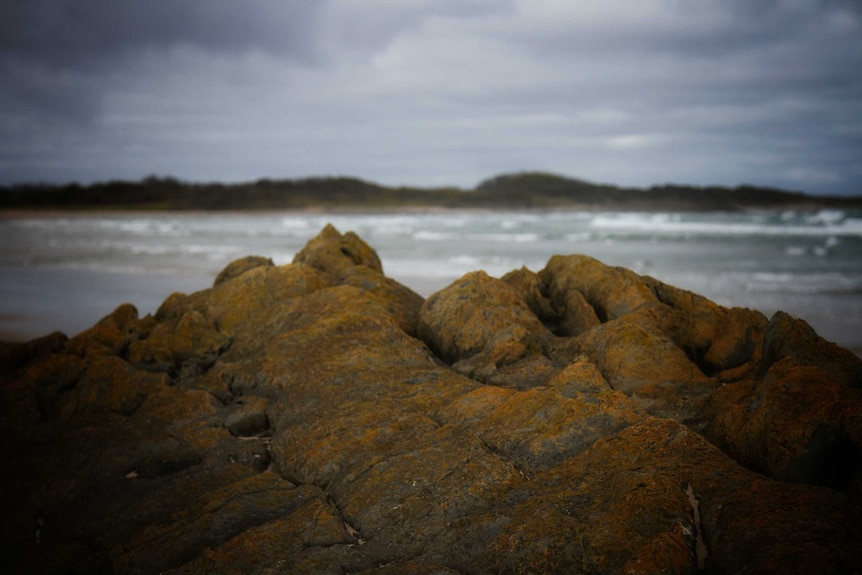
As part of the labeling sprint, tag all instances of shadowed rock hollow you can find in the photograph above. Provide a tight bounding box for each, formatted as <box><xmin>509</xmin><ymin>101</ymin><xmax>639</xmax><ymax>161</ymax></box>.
<box><xmin>1</xmin><ymin>223</ymin><xmax>861</xmax><ymax>574</ymax></box>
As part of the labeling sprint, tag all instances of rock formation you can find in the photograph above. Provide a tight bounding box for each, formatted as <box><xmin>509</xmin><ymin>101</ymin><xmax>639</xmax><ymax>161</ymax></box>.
<box><xmin>1</xmin><ymin>223</ymin><xmax>860</xmax><ymax>574</ymax></box>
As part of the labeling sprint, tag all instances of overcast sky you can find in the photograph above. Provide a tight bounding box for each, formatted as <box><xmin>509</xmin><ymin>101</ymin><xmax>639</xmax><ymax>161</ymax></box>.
<box><xmin>1</xmin><ymin>0</ymin><xmax>861</xmax><ymax>195</ymax></box>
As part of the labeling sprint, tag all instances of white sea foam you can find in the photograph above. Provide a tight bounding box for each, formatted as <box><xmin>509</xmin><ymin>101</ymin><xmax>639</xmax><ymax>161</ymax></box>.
<box><xmin>98</xmin><ymin>219</ymin><xmax>185</xmax><ymax>237</ymax></box>
<box><xmin>413</xmin><ymin>230</ymin><xmax>459</xmax><ymax>242</ymax></box>
<box><xmin>753</xmin><ymin>272</ymin><xmax>795</xmax><ymax>284</ymax></box>
<box><xmin>279</xmin><ymin>218</ymin><xmax>310</xmax><ymax>230</ymax></box>
<box><xmin>748</xmin><ymin>272</ymin><xmax>862</xmax><ymax>295</ymax></box>
<box><xmin>564</xmin><ymin>232</ymin><xmax>594</xmax><ymax>242</ymax></box>
<box><xmin>589</xmin><ymin>211</ymin><xmax>862</xmax><ymax>238</ymax></box>
<box><xmin>385</xmin><ymin>252</ymin><xmax>533</xmax><ymax>282</ymax></box>
<box><xmin>472</xmin><ymin>233</ymin><xmax>540</xmax><ymax>243</ymax></box>
<box><xmin>805</xmin><ymin>209</ymin><xmax>846</xmax><ymax>226</ymax></box>
<box><xmin>448</xmin><ymin>255</ymin><xmax>482</xmax><ymax>267</ymax></box>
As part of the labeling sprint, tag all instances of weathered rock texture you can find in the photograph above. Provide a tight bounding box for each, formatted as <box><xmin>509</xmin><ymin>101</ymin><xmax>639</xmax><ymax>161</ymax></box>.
<box><xmin>1</xmin><ymin>224</ymin><xmax>861</xmax><ymax>574</ymax></box>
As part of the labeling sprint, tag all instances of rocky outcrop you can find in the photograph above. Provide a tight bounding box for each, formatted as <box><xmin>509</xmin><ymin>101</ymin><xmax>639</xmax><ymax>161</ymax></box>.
<box><xmin>1</xmin><ymin>224</ymin><xmax>861</xmax><ymax>574</ymax></box>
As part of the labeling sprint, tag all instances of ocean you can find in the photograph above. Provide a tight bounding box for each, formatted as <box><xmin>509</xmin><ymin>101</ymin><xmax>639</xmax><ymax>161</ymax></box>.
<box><xmin>2</xmin><ymin>210</ymin><xmax>861</xmax><ymax>356</ymax></box>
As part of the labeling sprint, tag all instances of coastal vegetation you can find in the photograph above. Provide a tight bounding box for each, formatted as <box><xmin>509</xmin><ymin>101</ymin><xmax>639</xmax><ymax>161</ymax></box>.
<box><xmin>1</xmin><ymin>171</ymin><xmax>860</xmax><ymax>211</ymax></box>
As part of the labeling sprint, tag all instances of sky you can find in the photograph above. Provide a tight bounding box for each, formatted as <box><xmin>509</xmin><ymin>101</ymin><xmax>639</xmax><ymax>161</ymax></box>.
<box><xmin>1</xmin><ymin>0</ymin><xmax>861</xmax><ymax>195</ymax></box>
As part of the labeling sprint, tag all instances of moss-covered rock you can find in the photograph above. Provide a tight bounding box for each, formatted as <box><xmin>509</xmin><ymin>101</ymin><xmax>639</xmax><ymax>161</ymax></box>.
<box><xmin>292</xmin><ymin>222</ymin><xmax>383</xmax><ymax>275</ymax></box>
<box><xmin>760</xmin><ymin>310</ymin><xmax>862</xmax><ymax>386</ymax></box>
<box><xmin>2</xmin><ymin>224</ymin><xmax>860</xmax><ymax>574</ymax></box>
<box><xmin>212</xmin><ymin>254</ymin><xmax>274</xmax><ymax>287</ymax></box>
<box><xmin>418</xmin><ymin>270</ymin><xmax>551</xmax><ymax>364</ymax></box>
<box><xmin>703</xmin><ymin>357</ymin><xmax>862</xmax><ymax>491</ymax></box>
<box><xmin>417</xmin><ymin>270</ymin><xmax>562</xmax><ymax>388</ymax></box>
<box><xmin>541</xmin><ymin>253</ymin><xmax>657</xmax><ymax>321</ymax></box>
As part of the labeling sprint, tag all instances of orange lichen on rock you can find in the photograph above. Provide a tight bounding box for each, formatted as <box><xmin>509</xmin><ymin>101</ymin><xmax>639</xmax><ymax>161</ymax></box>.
<box><xmin>1</xmin><ymin>224</ymin><xmax>860</xmax><ymax>574</ymax></box>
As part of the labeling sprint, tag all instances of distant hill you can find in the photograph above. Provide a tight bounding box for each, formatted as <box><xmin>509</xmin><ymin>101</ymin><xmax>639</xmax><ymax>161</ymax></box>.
<box><xmin>471</xmin><ymin>173</ymin><xmax>860</xmax><ymax>210</ymax></box>
<box><xmin>1</xmin><ymin>172</ymin><xmax>860</xmax><ymax>211</ymax></box>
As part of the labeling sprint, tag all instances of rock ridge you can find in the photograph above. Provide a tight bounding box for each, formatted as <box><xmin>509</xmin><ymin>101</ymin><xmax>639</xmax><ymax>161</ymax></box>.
<box><xmin>1</xmin><ymin>224</ymin><xmax>860</xmax><ymax>574</ymax></box>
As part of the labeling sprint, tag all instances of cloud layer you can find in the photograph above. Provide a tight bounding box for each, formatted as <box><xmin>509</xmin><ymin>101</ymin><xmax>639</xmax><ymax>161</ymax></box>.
<box><xmin>2</xmin><ymin>0</ymin><xmax>861</xmax><ymax>194</ymax></box>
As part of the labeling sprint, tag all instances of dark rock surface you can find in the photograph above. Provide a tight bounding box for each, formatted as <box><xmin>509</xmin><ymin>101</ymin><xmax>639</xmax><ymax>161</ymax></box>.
<box><xmin>2</xmin><ymin>224</ymin><xmax>861</xmax><ymax>574</ymax></box>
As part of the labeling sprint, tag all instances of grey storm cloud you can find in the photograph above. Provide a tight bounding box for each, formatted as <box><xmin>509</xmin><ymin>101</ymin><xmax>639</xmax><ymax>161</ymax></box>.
<box><xmin>0</xmin><ymin>1</ymin><xmax>321</xmax><ymax>121</ymax></box>
<box><xmin>0</xmin><ymin>0</ymin><xmax>323</xmax><ymax>66</ymax></box>
<box><xmin>1</xmin><ymin>0</ymin><xmax>861</xmax><ymax>195</ymax></box>
<box><xmin>0</xmin><ymin>0</ymin><xmax>504</xmax><ymax>68</ymax></box>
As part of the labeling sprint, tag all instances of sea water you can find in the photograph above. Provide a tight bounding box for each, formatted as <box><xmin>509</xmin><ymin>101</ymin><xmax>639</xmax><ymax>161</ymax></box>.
<box><xmin>1</xmin><ymin>210</ymin><xmax>860</xmax><ymax>355</ymax></box>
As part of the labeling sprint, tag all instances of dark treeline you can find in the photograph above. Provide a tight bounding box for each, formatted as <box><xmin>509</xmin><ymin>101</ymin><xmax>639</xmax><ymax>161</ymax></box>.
<box><xmin>2</xmin><ymin>172</ymin><xmax>860</xmax><ymax>211</ymax></box>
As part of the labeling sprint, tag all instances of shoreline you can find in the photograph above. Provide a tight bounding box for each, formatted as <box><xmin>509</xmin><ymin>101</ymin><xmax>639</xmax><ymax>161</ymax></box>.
<box><xmin>2</xmin><ymin>201</ymin><xmax>858</xmax><ymax>220</ymax></box>
<box><xmin>0</xmin><ymin>207</ymin><xmax>538</xmax><ymax>220</ymax></box>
